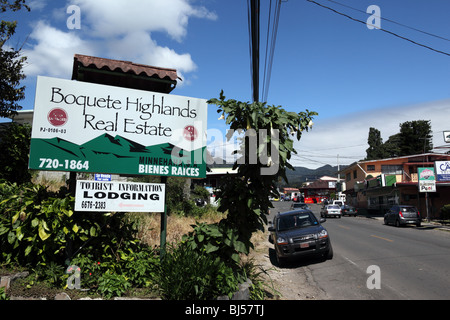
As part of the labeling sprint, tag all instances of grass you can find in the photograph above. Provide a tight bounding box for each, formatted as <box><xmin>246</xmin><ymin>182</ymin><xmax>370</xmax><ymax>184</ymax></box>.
<box><xmin>130</xmin><ymin>208</ymin><xmax>227</xmax><ymax>248</ymax></box>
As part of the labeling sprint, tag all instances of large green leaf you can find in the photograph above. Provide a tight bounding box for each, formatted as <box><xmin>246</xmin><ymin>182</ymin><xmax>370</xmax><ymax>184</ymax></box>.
<box><xmin>7</xmin><ymin>231</ymin><xmax>15</xmax><ymax>244</ymax></box>
<box><xmin>205</xmin><ymin>243</ymin><xmax>219</xmax><ymax>254</ymax></box>
<box><xmin>38</xmin><ymin>223</ymin><xmax>50</xmax><ymax>241</ymax></box>
<box><xmin>11</xmin><ymin>212</ymin><xmax>19</xmax><ymax>224</ymax></box>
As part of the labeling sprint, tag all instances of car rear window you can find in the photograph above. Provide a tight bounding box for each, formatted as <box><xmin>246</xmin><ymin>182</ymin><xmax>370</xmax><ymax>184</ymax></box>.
<box><xmin>401</xmin><ymin>207</ymin><xmax>417</xmax><ymax>213</ymax></box>
<box><xmin>328</xmin><ymin>205</ymin><xmax>340</xmax><ymax>209</ymax></box>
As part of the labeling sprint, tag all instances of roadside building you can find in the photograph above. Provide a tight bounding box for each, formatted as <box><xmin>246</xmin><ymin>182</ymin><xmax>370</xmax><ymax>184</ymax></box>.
<box><xmin>339</xmin><ymin>153</ymin><xmax>450</xmax><ymax>218</ymax></box>
<box><xmin>283</xmin><ymin>187</ymin><xmax>299</xmax><ymax>200</ymax></box>
<box><xmin>299</xmin><ymin>176</ymin><xmax>338</xmax><ymax>203</ymax></box>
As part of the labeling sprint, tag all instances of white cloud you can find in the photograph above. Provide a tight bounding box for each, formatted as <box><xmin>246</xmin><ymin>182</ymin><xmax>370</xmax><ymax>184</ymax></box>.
<box><xmin>28</xmin><ymin>0</ymin><xmax>48</xmax><ymax>11</ymax></box>
<box><xmin>23</xmin><ymin>21</ymin><xmax>96</xmax><ymax>78</ymax></box>
<box><xmin>106</xmin><ymin>31</ymin><xmax>197</xmax><ymax>75</ymax></box>
<box><xmin>72</xmin><ymin>0</ymin><xmax>216</xmax><ymax>41</ymax></box>
<box><xmin>23</xmin><ymin>0</ymin><xmax>216</xmax><ymax>80</ymax></box>
<box><xmin>293</xmin><ymin>99</ymin><xmax>450</xmax><ymax>169</ymax></box>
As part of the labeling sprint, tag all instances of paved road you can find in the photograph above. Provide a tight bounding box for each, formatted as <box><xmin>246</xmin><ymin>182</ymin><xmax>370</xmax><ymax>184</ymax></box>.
<box><xmin>269</xmin><ymin>201</ymin><xmax>450</xmax><ymax>300</ymax></box>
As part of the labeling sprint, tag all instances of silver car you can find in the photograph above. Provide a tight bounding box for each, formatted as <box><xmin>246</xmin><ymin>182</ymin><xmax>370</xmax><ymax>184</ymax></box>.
<box><xmin>320</xmin><ymin>204</ymin><xmax>342</xmax><ymax>218</ymax></box>
<box><xmin>384</xmin><ymin>205</ymin><xmax>421</xmax><ymax>227</ymax></box>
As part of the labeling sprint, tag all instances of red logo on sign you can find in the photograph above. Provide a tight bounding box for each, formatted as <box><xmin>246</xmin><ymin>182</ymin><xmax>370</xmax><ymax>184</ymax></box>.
<box><xmin>48</xmin><ymin>108</ymin><xmax>68</xmax><ymax>127</ymax></box>
<box><xmin>183</xmin><ymin>125</ymin><xmax>198</xmax><ymax>141</ymax></box>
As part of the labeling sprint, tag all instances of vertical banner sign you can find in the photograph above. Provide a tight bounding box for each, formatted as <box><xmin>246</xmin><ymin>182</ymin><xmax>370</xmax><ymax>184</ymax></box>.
<box><xmin>75</xmin><ymin>180</ymin><xmax>165</xmax><ymax>212</ymax></box>
<box><xmin>418</xmin><ymin>167</ymin><xmax>436</xmax><ymax>192</ymax></box>
<box><xmin>29</xmin><ymin>76</ymin><xmax>208</xmax><ymax>178</ymax></box>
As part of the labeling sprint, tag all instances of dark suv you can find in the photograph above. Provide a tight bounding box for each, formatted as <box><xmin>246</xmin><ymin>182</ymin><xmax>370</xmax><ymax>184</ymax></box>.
<box><xmin>384</xmin><ymin>205</ymin><xmax>422</xmax><ymax>227</ymax></box>
<box><xmin>268</xmin><ymin>209</ymin><xmax>333</xmax><ymax>266</ymax></box>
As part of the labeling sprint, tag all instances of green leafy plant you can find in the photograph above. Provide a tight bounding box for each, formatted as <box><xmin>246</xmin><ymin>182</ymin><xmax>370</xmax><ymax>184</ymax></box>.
<box><xmin>0</xmin><ymin>286</ymin><xmax>8</xmax><ymax>300</ymax></box>
<box><xmin>194</xmin><ymin>92</ymin><xmax>318</xmax><ymax>269</ymax></box>
<box><xmin>97</xmin><ymin>272</ymin><xmax>131</xmax><ymax>299</ymax></box>
<box><xmin>0</xmin><ymin>123</ymin><xmax>32</xmax><ymax>184</ymax></box>
<box><xmin>123</xmin><ymin>248</ymin><xmax>160</xmax><ymax>288</ymax></box>
<box><xmin>157</xmin><ymin>243</ymin><xmax>242</xmax><ymax>300</ymax></box>
<box><xmin>441</xmin><ymin>204</ymin><xmax>450</xmax><ymax>222</ymax></box>
<box><xmin>0</xmin><ymin>182</ymin><xmax>80</xmax><ymax>265</ymax></box>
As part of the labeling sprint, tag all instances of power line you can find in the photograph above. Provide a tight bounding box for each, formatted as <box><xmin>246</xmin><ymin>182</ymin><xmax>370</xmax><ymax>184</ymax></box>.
<box><xmin>292</xmin><ymin>153</ymin><xmax>331</xmax><ymax>165</ymax></box>
<box><xmin>262</xmin><ymin>0</ymin><xmax>282</xmax><ymax>102</ymax></box>
<box><xmin>306</xmin><ymin>0</ymin><xmax>450</xmax><ymax>57</ymax></box>
<box><xmin>324</xmin><ymin>0</ymin><xmax>450</xmax><ymax>43</ymax></box>
<box><xmin>299</xmin><ymin>143</ymin><xmax>367</xmax><ymax>152</ymax></box>
<box><xmin>295</xmin><ymin>151</ymin><xmax>364</xmax><ymax>159</ymax></box>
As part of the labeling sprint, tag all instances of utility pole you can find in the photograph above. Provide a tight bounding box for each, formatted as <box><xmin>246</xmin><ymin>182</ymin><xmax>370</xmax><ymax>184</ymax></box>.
<box><xmin>337</xmin><ymin>154</ymin><xmax>340</xmax><ymax>201</ymax></box>
<box><xmin>249</xmin><ymin>0</ymin><xmax>260</xmax><ymax>102</ymax></box>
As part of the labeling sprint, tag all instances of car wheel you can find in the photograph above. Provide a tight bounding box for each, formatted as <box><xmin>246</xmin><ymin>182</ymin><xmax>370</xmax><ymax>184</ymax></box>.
<box><xmin>384</xmin><ymin>217</ymin><xmax>388</xmax><ymax>225</ymax></box>
<box><xmin>326</xmin><ymin>244</ymin><xmax>333</xmax><ymax>260</ymax></box>
<box><xmin>276</xmin><ymin>253</ymin><xmax>285</xmax><ymax>267</ymax></box>
<box><xmin>416</xmin><ymin>222</ymin><xmax>421</xmax><ymax>227</ymax></box>
<box><xmin>395</xmin><ymin>219</ymin><xmax>401</xmax><ymax>227</ymax></box>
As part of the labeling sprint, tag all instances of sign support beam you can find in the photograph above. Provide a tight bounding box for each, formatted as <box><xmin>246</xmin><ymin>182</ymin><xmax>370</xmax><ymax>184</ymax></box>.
<box><xmin>160</xmin><ymin>176</ymin><xmax>168</xmax><ymax>260</ymax></box>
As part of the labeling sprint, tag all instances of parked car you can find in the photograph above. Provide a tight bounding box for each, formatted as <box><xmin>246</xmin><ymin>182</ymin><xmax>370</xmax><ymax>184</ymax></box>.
<box><xmin>268</xmin><ymin>209</ymin><xmax>333</xmax><ymax>266</ymax></box>
<box><xmin>290</xmin><ymin>202</ymin><xmax>309</xmax><ymax>210</ymax></box>
<box><xmin>332</xmin><ymin>200</ymin><xmax>344</xmax><ymax>207</ymax></box>
<box><xmin>341</xmin><ymin>205</ymin><xmax>357</xmax><ymax>216</ymax></box>
<box><xmin>320</xmin><ymin>204</ymin><xmax>342</xmax><ymax>218</ymax></box>
<box><xmin>384</xmin><ymin>205</ymin><xmax>421</xmax><ymax>227</ymax></box>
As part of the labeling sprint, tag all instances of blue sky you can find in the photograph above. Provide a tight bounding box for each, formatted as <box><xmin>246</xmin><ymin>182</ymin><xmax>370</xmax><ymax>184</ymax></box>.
<box><xmin>2</xmin><ymin>0</ymin><xmax>450</xmax><ymax>168</ymax></box>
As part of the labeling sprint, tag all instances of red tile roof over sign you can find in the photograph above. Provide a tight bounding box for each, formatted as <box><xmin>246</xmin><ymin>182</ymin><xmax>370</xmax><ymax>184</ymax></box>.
<box><xmin>73</xmin><ymin>54</ymin><xmax>179</xmax><ymax>81</ymax></box>
<box><xmin>72</xmin><ymin>54</ymin><xmax>179</xmax><ymax>93</ymax></box>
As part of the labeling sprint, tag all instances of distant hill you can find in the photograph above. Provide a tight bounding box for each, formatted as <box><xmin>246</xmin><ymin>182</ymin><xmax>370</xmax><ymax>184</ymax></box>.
<box><xmin>208</xmin><ymin>157</ymin><xmax>346</xmax><ymax>187</ymax></box>
<box><xmin>282</xmin><ymin>164</ymin><xmax>347</xmax><ymax>187</ymax></box>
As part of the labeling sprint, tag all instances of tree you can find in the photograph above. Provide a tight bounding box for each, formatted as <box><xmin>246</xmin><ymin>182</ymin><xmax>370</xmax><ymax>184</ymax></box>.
<box><xmin>0</xmin><ymin>122</ymin><xmax>31</xmax><ymax>183</ymax></box>
<box><xmin>183</xmin><ymin>91</ymin><xmax>317</xmax><ymax>268</ymax></box>
<box><xmin>383</xmin><ymin>132</ymin><xmax>401</xmax><ymax>158</ymax></box>
<box><xmin>0</xmin><ymin>0</ymin><xmax>29</xmax><ymax>117</ymax></box>
<box><xmin>398</xmin><ymin>120</ymin><xmax>432</xmax><ymax>156</ymax></box>
<box><xmin>365</xmin><ymin>120</ymin><xmax>433</xmax><ymax>160</ymax></box>
<box><xmin>365</xmin><ymin>127</ymin><xmax>385</xmax><ymax>160</ymax></box>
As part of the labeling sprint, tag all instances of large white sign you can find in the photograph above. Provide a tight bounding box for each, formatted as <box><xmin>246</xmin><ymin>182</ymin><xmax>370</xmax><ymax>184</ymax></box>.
<box><xmin>75</xmin><ymin>180</ymin><xmax>165</xmax><ymax>212</ymax></box>
<box><xmin>435</xmin><ymin>161</ymin><xmax>450</xmax><ymax>181</ymax></box>
<box><xmin>29</xmin><ymin>76</ymin><xmax>207</xmax><ymax>178</ymax></box>
<box><xmin>443</xmin><ymin>131</ymin><xmax>450</xmax><ymax>143</ymax></box>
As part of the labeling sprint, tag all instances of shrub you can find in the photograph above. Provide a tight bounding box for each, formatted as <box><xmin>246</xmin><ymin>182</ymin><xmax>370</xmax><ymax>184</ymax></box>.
<box><xmin>0</xmin><ymin>182</ymin><xmax>81</xmax><ymax>265</ymax></box>
<box><xmin>0</xmin><ymin>123</ymin><xmax>32</xmax><ymax>184</ymax></box>
<box><xmin>441</xmin><ymin>204</ymin><xmax>450</xmax><ymax>221</ymax></box>
<box><xmin>157</xmin><ymin>243</ymin><xmax>243</xmax><ymax>300</ymax></box>
<box><xmin>97</xmin><ymin>272</ymin><xmax>131</xmax><ymax>299</ymax></box>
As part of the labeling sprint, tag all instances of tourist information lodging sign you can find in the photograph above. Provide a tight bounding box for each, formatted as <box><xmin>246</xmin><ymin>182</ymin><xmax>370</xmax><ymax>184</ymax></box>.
<box><xmin>29</xmin><ymin>76</ymin><xmax>208</xmax><ymax>178</ymax></box>
<box><xmin>74</xmin><ymin>180</ymin><xmax>165</xmax><ymax>213</ymax></box>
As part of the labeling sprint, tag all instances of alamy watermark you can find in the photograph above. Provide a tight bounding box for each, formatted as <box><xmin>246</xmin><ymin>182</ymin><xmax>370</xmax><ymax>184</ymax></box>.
<box><xmin>168</xmin><ymin>127</ymin><xmax>282</xmax><ymax>176</ymax></box>
<box><xmin>66</xmin><ymin>265</ymin><xmax>81</xmax><ymax>289</ymax></box>
<box><xmin>366</xmin><ymin>5</ymin><xmax>381</xmax><ymax>30</ymax></box>
<box><xmin>366</xmin><ymin>265</ymin><xmax>381</xmax><ymax>289</ymax></box>
<box><xmin>66</xmin><ymin>5</ymin><xmax>81</xmax><ymax>30</ymax></box>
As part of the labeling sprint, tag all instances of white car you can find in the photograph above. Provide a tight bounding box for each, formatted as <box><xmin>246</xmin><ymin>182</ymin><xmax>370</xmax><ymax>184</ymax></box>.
<box><xmin>332</xmin><ymin>200</ymin><xmax>344</xmax><ymax>207</ymax></box>
<box><xmin>320</xmin><ymin>204</ymin><xmax>342</xmax><ymax>218</ymax></box>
